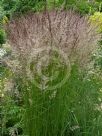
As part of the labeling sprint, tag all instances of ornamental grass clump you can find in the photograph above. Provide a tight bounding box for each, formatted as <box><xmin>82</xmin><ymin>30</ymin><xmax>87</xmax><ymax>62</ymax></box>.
<box><xmin>4</xmin><ymin>10</ymin><xmax>102</xmax><ymax>136</ymax></box>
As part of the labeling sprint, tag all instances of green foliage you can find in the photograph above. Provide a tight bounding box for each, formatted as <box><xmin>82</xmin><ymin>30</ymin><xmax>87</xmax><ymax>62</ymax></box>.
<box><xmin>0</xmin><ymin>96</ymin><xmax>23</xmax><ymax>136</ymax></box>
<box><xmin>90</xmin><ymin>11</ymin><xmax>102</xmax><ymax>71</ymax></box>
<box><xmin>0</xmin><ymin>63</ymin><xmax>23</xmax><ymax>135</ymax></box>
<box><xmin>90</xmin><ymin>12</ymin><xmax>102</xmax><ymax>32</ymax></box>
<box><xmin>2</xmin><ymin>0</ymin><xmax>19</xmax><ymax>17</ymax></box>
<box><xmin>0</xmin><ymin>29</ymin><xmax>6</xmax><ymax>46</ymax></box>
<box><xmin>1</xmin><ymin>0</ymin><xmax>102</xmax><ymax>17</ymax></box>
<box><xmin>21</xmin><ymin>65</ymin><xmax>102</xmax><ymax>136</ymax></box>
<box><xmin>93</xmin><ymin>42</ymin><xmax>102</xmax><ymax>71</ymax></box>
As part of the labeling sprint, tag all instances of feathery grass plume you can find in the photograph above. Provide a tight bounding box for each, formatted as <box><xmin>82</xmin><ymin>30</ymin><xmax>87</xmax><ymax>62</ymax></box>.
<box><xmin>5</xmin><ymin>10</ymin><xmax>100</xmax><ymax>68</ymax></box>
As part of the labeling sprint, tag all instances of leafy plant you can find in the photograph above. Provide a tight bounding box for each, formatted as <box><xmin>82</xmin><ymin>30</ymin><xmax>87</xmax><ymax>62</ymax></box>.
<box><xmin>0</xmin><ymin>96</ymin><xmax>23</xmax><ymax>136</ymax></box>
<box><xmin>0</xmin><ymin>29</ymin><xmax>6</xmax><ymax>46</ymax></box>
<box><xmin>90</xmin><ymin>12</ymin><xmax>102</xmax><ymax>32</ymax></box>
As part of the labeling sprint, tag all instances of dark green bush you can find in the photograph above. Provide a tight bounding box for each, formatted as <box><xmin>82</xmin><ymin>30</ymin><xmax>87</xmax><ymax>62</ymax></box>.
<box><xmin>0</xmin><ymin>29</ymin><xmax>6</xmax><ymax>46</ymax></box>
